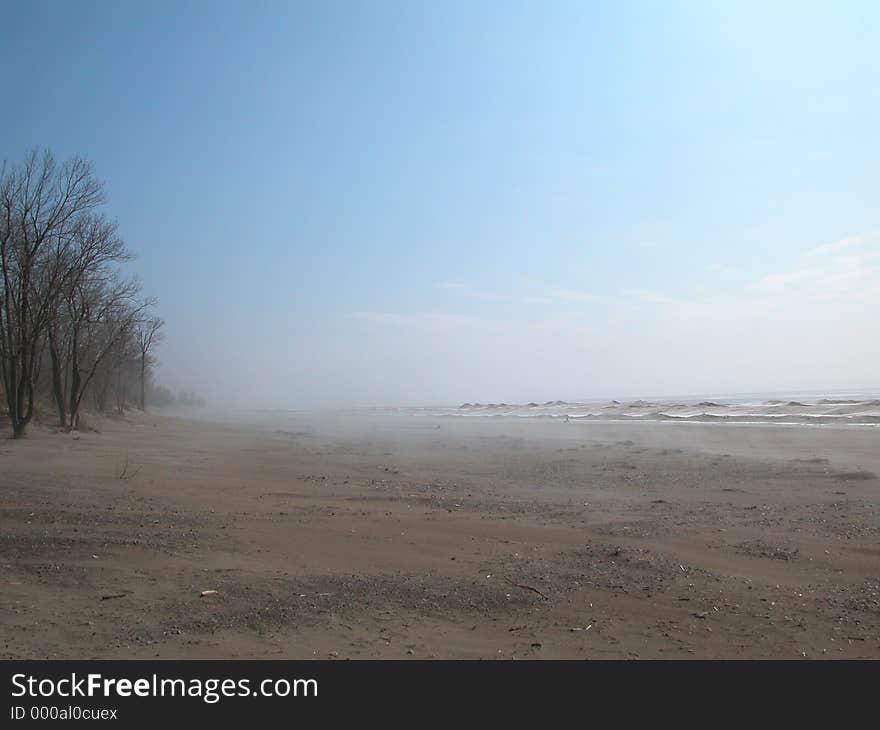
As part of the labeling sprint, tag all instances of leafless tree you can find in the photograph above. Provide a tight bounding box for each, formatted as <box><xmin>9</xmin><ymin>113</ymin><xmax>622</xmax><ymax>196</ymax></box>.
<box><xmin>46</xmin><ymin>210</ymin><xmax>134</xmax><ymax>428</ymax></box>
<box><xmin>135</xmin><ymin>317</ymin><xmax>164</xmax><ymax>410</ymax></box>
<box><xmin>1</xmin><ymin>149</ymin><xmax>175</xmax><ymax>437</ymax></box>
<box><xmin>62</xmin><ymin>278</ymin><xmax>149</xmax><ymax>430</ymax></box>
<box><xmin>0</xmin><ymin>151</ymin><xmax>103</xmax><ymax>437</ymax></box>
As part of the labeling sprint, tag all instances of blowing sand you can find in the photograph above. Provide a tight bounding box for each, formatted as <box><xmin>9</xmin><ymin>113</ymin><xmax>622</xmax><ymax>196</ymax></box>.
<box><xmin>2</xmin><ymin>411</ymin><xmax>879</xmax><ymax>659</ymax></box>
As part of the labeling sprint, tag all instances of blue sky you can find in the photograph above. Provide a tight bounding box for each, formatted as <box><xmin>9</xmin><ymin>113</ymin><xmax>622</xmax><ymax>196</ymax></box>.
<box><xmin>2</xmin><ymin>1</ymin><xmax>879</xmax><ymax>406</ymax></box>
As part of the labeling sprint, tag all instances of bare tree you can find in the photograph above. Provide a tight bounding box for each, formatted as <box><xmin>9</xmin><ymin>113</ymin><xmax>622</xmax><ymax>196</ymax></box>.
<box><xmin>45</xmin><ymin>213</ymin><xmax>132</xmax><ymax>428</ymax></box>
<box><xmin>0</xmin><ymin>151</ymin><xmax>103</xmax><ymax>437</ymax></box>
<box><xmin>135</xmin><ymin>317</ymin><xmax>164</xmax><ymax>410</ymax></box>
<box><xmin>1</xmin><ymin>149</ymin><xmax>171</xmax><ymax>437</ymax></box>
<box><xmin>63</xmin><ymin>278</ymin><xmax>148</xmax><ymax>430</ymax></box>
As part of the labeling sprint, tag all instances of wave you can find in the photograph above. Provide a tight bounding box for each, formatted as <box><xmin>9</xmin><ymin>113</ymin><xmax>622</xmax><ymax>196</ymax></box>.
<box><xmin>425</xmin><ymin>395</ymin><xmax>880</xmax><ymax>426</ymax></box>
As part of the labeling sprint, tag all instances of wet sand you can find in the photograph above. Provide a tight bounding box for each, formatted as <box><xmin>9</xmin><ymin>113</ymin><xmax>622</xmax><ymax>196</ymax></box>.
<box><xmin>2</xmin><ymin>411</ymin><xmax>879</xmax><ymax>659</ymax></box>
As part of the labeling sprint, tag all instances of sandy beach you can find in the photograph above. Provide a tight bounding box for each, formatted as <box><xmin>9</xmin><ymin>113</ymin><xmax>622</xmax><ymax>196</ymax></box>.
<box><xmin>2</xmin><ymin>411</ymin><xmax>878</xmax><ymax>659</ymax></box>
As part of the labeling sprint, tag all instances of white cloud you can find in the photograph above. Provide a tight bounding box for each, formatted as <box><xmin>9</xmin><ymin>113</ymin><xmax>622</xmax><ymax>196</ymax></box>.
<box><xmin>348</xmin><ymin>311</ymin><xmax>485</xmax><ymax>331</ymax></box>
<box><xmin>806</xmin><ymin>231</ymin><xmax>879</xmax><ymax>257</ymax></box>
<box><xmin>621</xmin><ymin>288</ymin><xmax>678</xmax><ymax>305</ymax></box>
<box><xmin>751</xmin><ymin>266</ymin><xmax>822</xmax><ymax>292</ymax></box>
<box><xmin>751</xmin><ymin>233</ymin><xmax>880</xmax><ymax>299</ymax></box>
<box><xmin>548</xmin><ymin>288</ymin><xmax>600</xmax><ymax>304</ymax></box>
<box><xmin>431</xmin><ymin>279</ymin><xmax>601</xmax><ymax>307</ymax></box>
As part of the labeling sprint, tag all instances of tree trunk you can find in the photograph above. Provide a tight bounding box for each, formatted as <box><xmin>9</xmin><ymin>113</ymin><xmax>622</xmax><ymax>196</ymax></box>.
<box><xmin>10</xmin><ymin>377</ymin><xmax>33</xmax><ymax>438</ymax></box>
<box><xmin>68</xmin><ymin>358</ymin><xmax>81</xmax><ymax>431</ymax></box>
<box><xmin>48</xmin><ymin>330</ymin><xmax>67</xmax><ymax>427</ymax></box>
<box><xmin>140</xmin><ymin>353</ymin><xmax>146</xmax><ymax>410</ymax></box>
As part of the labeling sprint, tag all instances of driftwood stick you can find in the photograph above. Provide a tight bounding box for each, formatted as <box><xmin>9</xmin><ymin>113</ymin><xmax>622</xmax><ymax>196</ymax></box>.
<box><xmin>504</xmin><ymin>577</ymin><xmax>549</xmax><ymax>601</ymax></box>
<box><xmin>116</xmin><ymin>454</ymin><xmax>142</xmax><ymax>480</ymax></box>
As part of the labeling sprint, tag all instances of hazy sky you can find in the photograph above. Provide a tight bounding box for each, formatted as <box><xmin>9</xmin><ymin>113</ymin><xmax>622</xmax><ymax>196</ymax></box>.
<box><xmin>2</xmin><ymin>1</ymin><xmax>878</xmax><ymax>407</ymax></box>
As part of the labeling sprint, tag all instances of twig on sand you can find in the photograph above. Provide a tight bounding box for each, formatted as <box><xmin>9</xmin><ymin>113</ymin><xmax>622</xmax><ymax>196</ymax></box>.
<box><xmin>115</xmin><ymin>454</ymin><xmax>141</xmax><ymax>481</ymax></box>
<box><xmin>101</xmin><ymin>593</ymin><xmax>127</xmax><ymax>601</ymax></box>
<box><xmin>504</xmin><ymin>577</ymin><xmax>549</xmax><ymax>601</ymax></box>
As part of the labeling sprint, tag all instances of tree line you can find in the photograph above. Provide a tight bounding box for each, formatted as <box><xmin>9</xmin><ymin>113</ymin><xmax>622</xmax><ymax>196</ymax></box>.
<box><xmin>1</xmin><ymin>149</ymin><xmax>168</xmax><ymax>438</ymax></box>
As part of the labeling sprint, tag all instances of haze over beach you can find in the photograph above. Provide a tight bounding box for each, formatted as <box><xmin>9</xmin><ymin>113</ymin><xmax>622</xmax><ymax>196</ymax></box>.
<box><xmin>2</xmin><ymin>1</ymin><xmax>879</xmax><ymax>663</ymax></box>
